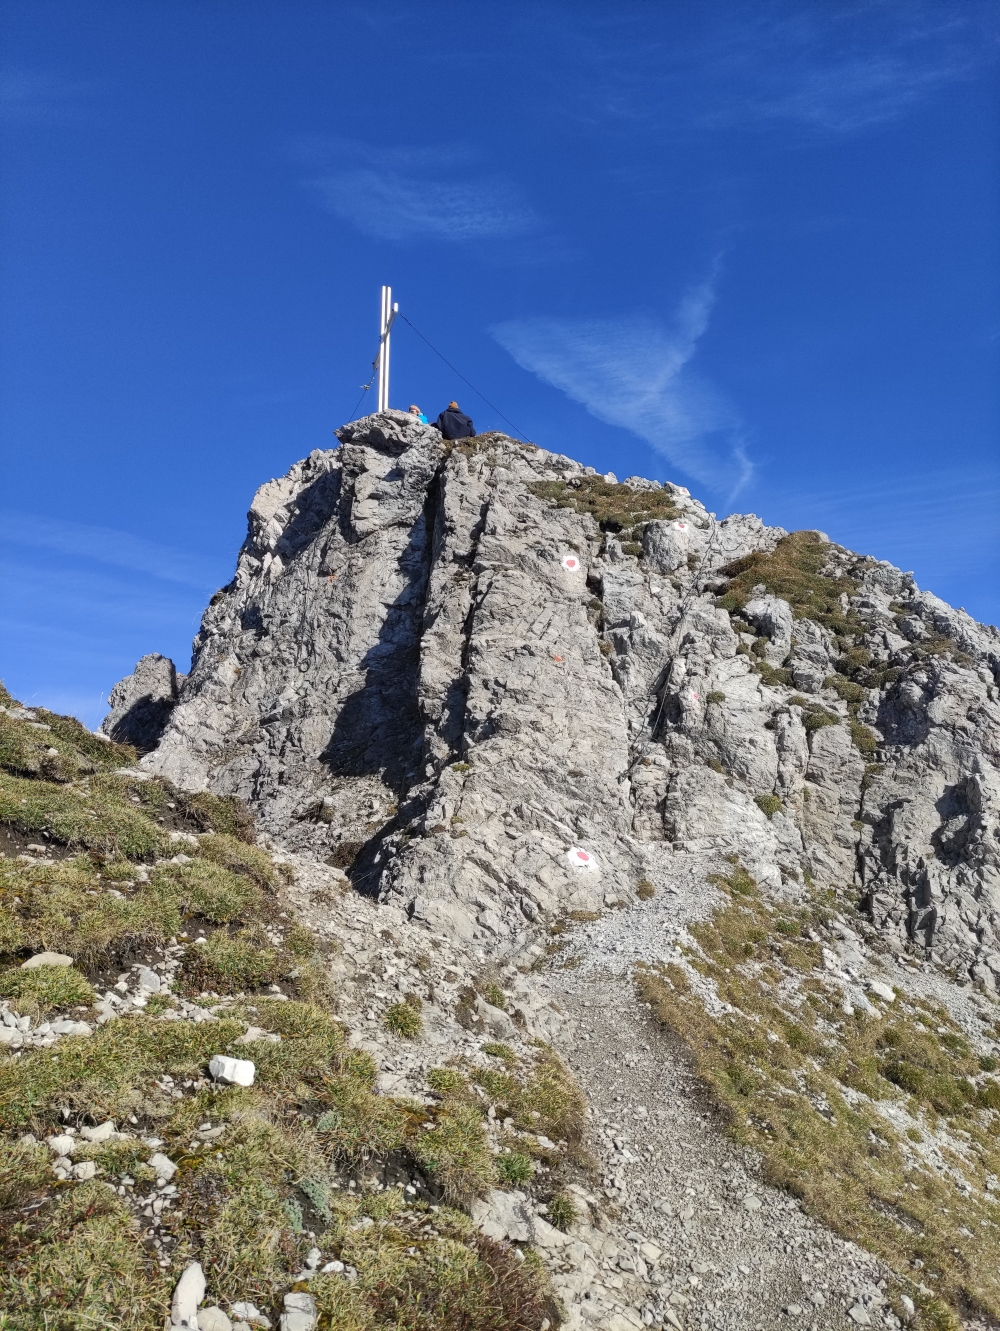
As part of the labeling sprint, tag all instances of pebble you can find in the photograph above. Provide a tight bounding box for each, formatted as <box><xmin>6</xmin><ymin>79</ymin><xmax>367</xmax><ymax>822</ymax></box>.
<box><xmin>848</xmin><ymin>1306</ymin><xmax>872</xmax><ymax>1325</ymax></box>
<box><xmin>743</xmin><ymin>1194</ymin><xmax>763</xmax><ymax>1212</ymax></box>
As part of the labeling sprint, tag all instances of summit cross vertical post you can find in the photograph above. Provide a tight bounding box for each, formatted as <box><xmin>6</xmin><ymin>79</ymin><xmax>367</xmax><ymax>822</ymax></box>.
<box><xmin>377</xmin><ymin>285</ymin><xmax>399</xmax><ymax>413</ymax></box>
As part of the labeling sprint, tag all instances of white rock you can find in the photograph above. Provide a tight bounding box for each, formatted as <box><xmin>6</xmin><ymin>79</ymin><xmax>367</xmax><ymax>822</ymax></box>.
<box><xmin>280</xmin><ymin>1292</ymin><xmax>317</xmax><ymax>1331</ymax></box>
<box><xmin>136</xmin><ymin>966</ymin><xmax>162</xmax><ymax>993</ymax></box>
<box><xmin>80</xmin><ymin>1120</ymin><xmax>117</xmax><ymax>1143</ymax></box>
<box><xmin>47</xmin><ymin>1134</ymin><xmax>77</xmax><ymax>1156</ymax></box>
<box><xmin>149</xmin><ymin>1151</ymin><xmax>177</xmax><ymax>1180</ymax></box>
<box><xmin>50</xmin><ymin>1020</ymin><xmax>93</xmax><ymax>1036</ymax></box>
<box><xmin>198</xmin><ymin>1310</ymin><xmax>232</xmax><ymax>1331</ymax></box>
<box><xmin>208</xmin><ymin>1055</ymin><xmax>256</xmax><ymax>1086</ymax></box>
<box><xmin>868</xmin><ymin>980</ymin><xmax>895</xmax><ymax>1003</ymax></box>
<box><xmin>21</xmin><ymin>951</ymin><xmax>73</xmax><ymax>968</ymax></box>
<box><xmin>72</xmin><ymin>1160</ymin><xmax>98</xmax><ymax>1181</ymax></box>
<box><xmin>848</xmin><ymin>1306</ymin><xmax>872</xmax><ymax>1326</ymax></box>
<box><xmin>742</xmin><ymin>1194</ymin><xmax>763</xmax><ymax>1211</ymax></box>
<box><xmin>170</xmin><ymin>1262</ymin><xmax>205</xmax><ymax>1330</ymax></box>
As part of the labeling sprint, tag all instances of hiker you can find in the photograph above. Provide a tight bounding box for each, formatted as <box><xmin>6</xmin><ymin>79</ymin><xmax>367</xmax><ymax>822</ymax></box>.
<box><xmin>433</xmin><ymin>401</ymin><xmax>475</xmax><ymax>440</ymax></box>
<box><xmin>408</xmin><ymin>404</ymin><xmax>429</xmax><ymax>424</ymax></box>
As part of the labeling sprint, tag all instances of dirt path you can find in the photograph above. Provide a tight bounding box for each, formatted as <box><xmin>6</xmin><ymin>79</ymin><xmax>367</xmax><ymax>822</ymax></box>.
<box><xmin>541</xmin><ymin>882</ymin><xmax>902</xmax><ymax>1331</ymax></box>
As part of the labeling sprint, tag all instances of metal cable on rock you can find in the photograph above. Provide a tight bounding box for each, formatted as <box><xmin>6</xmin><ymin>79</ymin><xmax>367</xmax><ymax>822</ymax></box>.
<box><xmin>398</xmin><ymin>314</ymin><xmax>531</xmax><ymax>441</ymax></box>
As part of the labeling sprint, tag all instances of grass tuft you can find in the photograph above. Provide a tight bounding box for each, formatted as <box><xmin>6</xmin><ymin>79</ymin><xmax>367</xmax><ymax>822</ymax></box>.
<box><xmin>0</xmin><ymin>964</ymin><xmax>94</xmax><ymax>1018</ymax></box>
<box><xmin>384</xmin><ymin>999</ymin><xmax>423</xmax><ymax>1039</ymax></box>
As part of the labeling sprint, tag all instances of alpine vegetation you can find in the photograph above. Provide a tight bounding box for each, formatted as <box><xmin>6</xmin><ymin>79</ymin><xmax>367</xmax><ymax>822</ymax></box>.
<box><xmin>3</xmin><ymin>410</ymin><xmax>998</xmax><ymax>1331</ymax></box>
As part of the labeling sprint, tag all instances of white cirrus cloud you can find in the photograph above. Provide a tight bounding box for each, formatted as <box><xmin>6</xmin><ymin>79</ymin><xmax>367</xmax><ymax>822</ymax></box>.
<box><xmin>0</xmin><ymin>510</ymin><xmax>221</xmax><ymax>589</ymax></box>
<box><xmin>313</xmin><ymin>167</ymin><xmax>538</xmax><ymax>243</ymax></box>
<box><xmin>492</xmin><ymin>274</ymin><xmax>751</xmax><ymax>496</ymax></box>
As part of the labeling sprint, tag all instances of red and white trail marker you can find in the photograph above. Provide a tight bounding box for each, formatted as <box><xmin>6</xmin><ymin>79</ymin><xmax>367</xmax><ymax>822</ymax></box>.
<box><xmin>566</xmin><ymin>847</ymin><xmax>599</xmax><ymax>873</ymax></box>
<box><xmin>675</xmin><ymin>520</ymin><xmax>688</xmax><ymax>532</ymax></box>
<box><xmin>561</xmin><ymin>554</ymin><xmax>581</xmax><ymax>572</ymax></box>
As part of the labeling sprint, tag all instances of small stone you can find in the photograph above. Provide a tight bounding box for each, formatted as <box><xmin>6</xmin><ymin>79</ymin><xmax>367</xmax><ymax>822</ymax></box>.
<box><xmin>742</xmin><ymin>1194</ymin><xmax>763</xmax><ymax>1211</ymax></box>
<box><xmin>784</xmin><ymin>1305</ymin><xmax>803</xmax><ymax>1317</ymax></box>
<box><xmin>198</xmin><ymin>1309</ymin><xmax>232</xmax><ymax>1331</ymax></box>
<box><xmin>848</xmin><ymin>1306</ymin><xmax>872</xmax><ymax>1326</ymax></box>
<box><xmin>208</xmin><ymin>1054</ymin><xmax>256</xmax><ymax>1086</ymax></box>
<box><xmin>21</xmin><ymin>952</ymin><xmax>73</xmax><ymax>969</ymax></box>
<box><xmin>80</xmin><ymin>1120</ymin><xmax>117</xmax><ymax>1143</ymax></box>
<box><xmin>72</xmin><ymin>1160</ymin><xmax>98</xmax><ymax>1181</ymax></box>
<box><xmin>899</xmin><ymin>1295</ymin><xmax>915</xmax><ymax>1322</ymax></box>
<box><xmin>280</xmin><ymin>1291</ymin><xmax>317</xmax><ymax>1331</ymax></box>
<box><xmin>136</xmin><ymin>966</ymin><xmax>162</xmax><ymax>993</ymax></box>
<box><xmin>868</xmin><ymin>980</ymin><xmax>895</xmax><ymax>1003</ymax></box>
<box><xmin>170</xmin><ymin>1261</ymin><xmax>205</xmax><ymax>1329</ymax></box>
<box><xmin>47</xmin><ymin>1134</ymin><xmax>76</xmax><ymax>1156</ymax></box>
<box><xmin>149</xmin><ymin>1152</ymin><xmax>177</xmax><ymax>1180</ymax></box>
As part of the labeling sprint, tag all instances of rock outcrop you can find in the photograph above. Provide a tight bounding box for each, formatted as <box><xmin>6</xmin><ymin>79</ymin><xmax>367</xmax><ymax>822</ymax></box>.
<box><xmin>102</xmin><ymin>652</ymin><xmax>183</xmax><ymax>749</ymax></box>
<box><xmin>123</xmin><ymin>412</ymin><xmax>1000</xmax><ymax>982</ymax></box>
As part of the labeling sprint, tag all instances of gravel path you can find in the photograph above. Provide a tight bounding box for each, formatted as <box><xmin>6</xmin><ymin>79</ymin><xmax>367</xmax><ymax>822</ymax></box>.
<box><xmin>541</xmin><ymin>877</ymin><xmax>904</xmax><ymax>1331</ymax></box>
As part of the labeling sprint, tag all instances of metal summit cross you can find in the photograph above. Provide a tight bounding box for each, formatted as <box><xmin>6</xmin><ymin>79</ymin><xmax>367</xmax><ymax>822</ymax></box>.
<box><xmin>376</xmin><ymin>285</ymin><xmax>398</xmax><ymax>413</ymax></box>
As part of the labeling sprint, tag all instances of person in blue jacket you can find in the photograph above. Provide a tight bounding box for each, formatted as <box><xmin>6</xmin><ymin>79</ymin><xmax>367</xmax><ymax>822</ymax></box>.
<box><xmin>408</xmin><ymin>404</ymin><xmax>429</xmax><ymax>424</ymax></box>
<box><xmin>433</xmin><ymin>401</ymin><xmax>475</xmax><ymax>440</ymax></box>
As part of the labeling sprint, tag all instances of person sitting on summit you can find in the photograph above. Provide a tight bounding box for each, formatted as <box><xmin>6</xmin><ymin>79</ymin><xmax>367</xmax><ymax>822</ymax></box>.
<box><xmin>433</xmin><ymin>401</ymin><xmax>475</xmax><ymax>440</ymax></box>
<box><xmin>408</xmin><ymin>404</ymin><xmax>428</xmax><ymax>424</ymax></box>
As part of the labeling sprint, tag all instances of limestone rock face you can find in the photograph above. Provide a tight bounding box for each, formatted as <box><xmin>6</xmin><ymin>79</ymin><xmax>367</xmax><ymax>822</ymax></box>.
<box><xmin>125</xmin><ymin>412</ymin><xmax>1000</xmax><ymax>978</ymax></box>
<box><xmin>101</xmin><ymin>652</ymin><xmax>182</xmax><ymax>749</ymax></box>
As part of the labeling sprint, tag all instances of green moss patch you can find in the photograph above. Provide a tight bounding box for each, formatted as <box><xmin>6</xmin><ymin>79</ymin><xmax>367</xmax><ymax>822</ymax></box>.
<box><xmin>716</xmin><ymin>531</ymin><xmax>860</xmax><ymax>636</ymax></box>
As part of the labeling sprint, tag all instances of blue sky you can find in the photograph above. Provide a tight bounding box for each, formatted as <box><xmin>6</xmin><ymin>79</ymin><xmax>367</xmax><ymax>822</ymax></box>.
<box><xmin>2</xmin><ymin>1</ymin><xmax>998</xmax><ymax>727</ymax></box>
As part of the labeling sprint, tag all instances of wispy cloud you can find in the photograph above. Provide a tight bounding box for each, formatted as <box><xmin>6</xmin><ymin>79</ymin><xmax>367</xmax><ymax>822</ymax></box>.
<box><xmin>530</xmin><ymin>4</ymin><xmax>996</xmax><ymax>140</ymax></box>
<box><xmin>0</xmin><ymin>511</ymin><xmax>221</xmax><ymax>589</ymax></box>
<box><xmin>492</xmin><ymin>270</ymin><xmax>751</xmax><ymax>496</ymax></box>
<box><xmin>0</xmin><ymin>68</ymin><xmax>94</xmax><ymax>124</ymax></box>
<box><xmin>710</xmin><ymin>9</ymin><xmax>985</xmax><ymax>134</ymax></box>
<box><xmin>300</xmin><ymin>137</ymin><xmax>538</xmax><ymax>243</ymax></box>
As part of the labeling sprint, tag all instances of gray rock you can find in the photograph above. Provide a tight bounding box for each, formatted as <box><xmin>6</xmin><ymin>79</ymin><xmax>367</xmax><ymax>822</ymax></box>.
<box><xmin>136</xmin><ymin>966</ymin><xmax>161</xmax><ymax>993</ymax></box>
<box><xmin>470</xmin><ymin>1188</ymin><xmax>533</xmax><ymax>1242</ymax></box>
<box><xmin>101</xmin><ymin>652</ymin><xmax>183</xmax><ymax>749</ymax></box>
<box><xmin>149</xmin><ymin>1152</ymin><xmax>177</xmax><ymax>1180</ymax></box>
<box><xmin>279</xmin><ymin>1292</ymin><xmax>317</xmax><ymax>1331</ymax></box>
<box><xmin>126</xmin><ymin>411</ymin><xmax>1000</xmax><ymax>981</ymax></box>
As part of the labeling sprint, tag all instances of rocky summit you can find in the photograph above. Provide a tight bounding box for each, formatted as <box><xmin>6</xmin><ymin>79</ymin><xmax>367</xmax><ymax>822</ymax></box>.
<box><xmin>4</xmin><ymin>411</ymin><xmax>1000</xmax><ymax>1331</ymax></box>
<box><xmin>133</xmin><ymin>411</ymin><xmax>999</xmax><ymax>981</ymax></box>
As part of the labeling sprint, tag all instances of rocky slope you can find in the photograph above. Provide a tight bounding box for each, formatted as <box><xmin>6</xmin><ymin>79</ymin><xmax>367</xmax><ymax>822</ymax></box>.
<box><xmin>130</xmin><ymin>411</ymin><xmax>1000</xmax><ymax>985</ymax></box>
<box><xmin>4</xmin><ymin>410</ymin><xmax>1000</xmax><ymax>1331</ymax></box>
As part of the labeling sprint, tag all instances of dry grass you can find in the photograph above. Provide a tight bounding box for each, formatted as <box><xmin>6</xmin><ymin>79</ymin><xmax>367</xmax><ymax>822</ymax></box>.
<box><xmin>637</xmin><ymin>863</ymin><xmax>1000</xmax><ymax>1329</ymax></box>
<box><xmin>715</xmin><ymin>531</ymin><xmax>860</xmax><ymax>636</ymax></box>
<box><xmin>528</xmin><ymin>475</ymin><xmax>679</xmax><ymax>544</ymax></box>
<box><xmin>0</xmin><ymin>689</ymin><xmax>568</xmax><ymax>1329</ymax></box>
